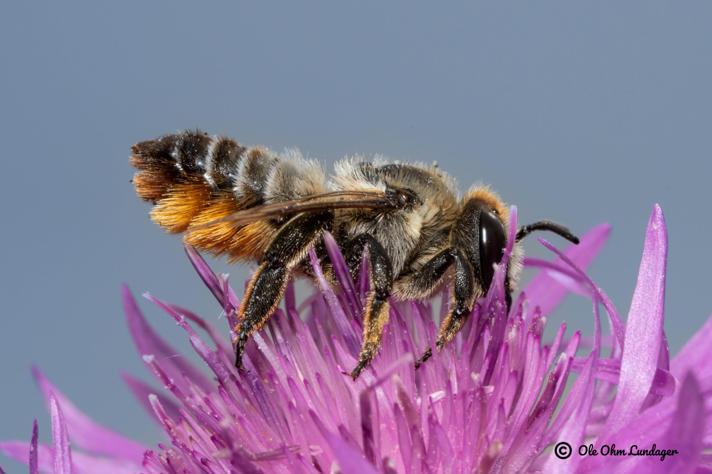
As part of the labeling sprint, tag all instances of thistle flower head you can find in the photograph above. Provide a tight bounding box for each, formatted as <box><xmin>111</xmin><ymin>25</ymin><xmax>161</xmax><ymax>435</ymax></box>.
<box><xmin>2</xmin><ymin>204</ymin><xmax>711</xmax><ymax>473</ymax></box>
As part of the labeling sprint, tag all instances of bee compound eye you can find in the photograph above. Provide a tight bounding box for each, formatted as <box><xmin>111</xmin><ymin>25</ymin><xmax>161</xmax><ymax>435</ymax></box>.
<box><xmin>479</xmin><ymin>210</ymin><xmax>507</xmax><ymax>289</ymax></box>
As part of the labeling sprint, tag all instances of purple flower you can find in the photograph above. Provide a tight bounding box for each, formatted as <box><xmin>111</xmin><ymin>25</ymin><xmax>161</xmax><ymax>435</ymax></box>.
<box><xmin>2</xmin><ymin>204</ymin><xmax>711</xmax><ymax>473</ymax></box>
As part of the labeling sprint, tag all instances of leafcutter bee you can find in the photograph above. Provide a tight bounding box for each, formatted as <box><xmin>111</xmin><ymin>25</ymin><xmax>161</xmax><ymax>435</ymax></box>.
<box><xmin>131</xmin><ymin>130</ymin><xmax>578</xmax><ymax>379</ymax></box>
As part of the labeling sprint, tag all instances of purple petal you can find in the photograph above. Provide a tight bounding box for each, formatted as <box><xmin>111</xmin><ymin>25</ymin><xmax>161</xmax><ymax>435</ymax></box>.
<box><xmin>568</xmin><ymin>359</ymin><xmax>674</xmax><ymax>397</ymax></box>
<box><xmin>581</xmin><ymin>373</ymin><xmax>705</xmax><ymax>474</ymax></box>
<box><xmin>32</xmin><ymin>368</ymin><xmax>146</xmax><ymax>462</ymax></box>
<box><xmin>323</xmin><ymin>231</ymin><xmax>362</xmax><ymax>318</ymax></box>
<box><xmin>0</xmin><ymin>442</ymin><xmax>140</xmax><ymax>474</ymax></box>
<box><xmin>122</xmin><ymin>285</ymin><xmax>213</xmax><ymax>392</ymax></box>
<box><xmin>6</xmin><ymin>202</ymin><xmax>704</xmax><ymax>473</ymax></box>
<box><xmin>308</xmin><ymin>248</ymin><xmax>360</xmax><ymax>354</ymax></box>
<box><xmin>310</xmin><ymin>410</ymin><xmax>379</xmax><ymax>474</ymax></box>
<box><xmin>30</xmin><ymin>420</ymin><xmax>38</xmax><ymax>474</ymax></box>
<box><xmin>522</xmin><ymin>258</ymin><xmax>588</xmax><ymax>297</ymax></box>
<box><xmin>523</xmin><ymin>223</ymin><xmax>611</xmax><ymax>317</ymax></box>
<box><xmin>121</xmin><ymin>373</ymin><xmax>182</xmax><ymax>424</ymax></box>
<box><xmin>651</xmin><ymin>373</ymin><xmax>705</xmax><ymax>473</ymax></box>
<box><xmin>542</xmin><ymin>354</ymin><xmax>596</xmax><ymax>474</ymax></box>
<box><xmin>143</xmin><ymin>292</ymin><xmax>235</xmax><ymax>384</ymax></box>
<box><xmin>0</xmin><ymin>442</ymin><xmax>51</xmax><ymax>473</ymax></box>
<box><xmin>146</xmin><ymin>395</ymin><xmax>176</xmax><ymax>441</ymax></box>
<box><xmin>169</xmin><ymin>303</ymin><xmax>232</xmax><ymax>355</ymax></box>
<box><xmin>50</xmin><ymin>394</ymin><xmax>73</xmax><ymax>474</ymax></box>
<box><xmin>598</xmin><ymin>204</ymin><xmax>667</xmax><ymax>438</ymax></box>
<box><xmin>184</xmin><ymin>244</ymin><xmax>226</xmax><ymax>307</ymax></box>
<box><xmin>536</xmin><ymin>237</ymin><xmax>625</xmax><ymax>353</ymax></box>
<box><xmin>672</xmin><ymin>314</ymin><xmax>712</xmax><ymax>382</ymax></box>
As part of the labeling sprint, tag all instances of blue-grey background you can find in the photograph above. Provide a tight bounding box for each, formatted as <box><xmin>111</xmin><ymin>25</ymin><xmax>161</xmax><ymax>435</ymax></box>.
<box><xmin>1</xmin><ymin>2</ymin><xmax>710</xmax><ymax>471</ymax></box>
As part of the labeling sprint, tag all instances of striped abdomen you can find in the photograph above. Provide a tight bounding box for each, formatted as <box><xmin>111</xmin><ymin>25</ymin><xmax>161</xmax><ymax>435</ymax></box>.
<box><xmin>130</xmin><ymin>130</ymin><xmax>326</xmax><ymax>261</ymax></box>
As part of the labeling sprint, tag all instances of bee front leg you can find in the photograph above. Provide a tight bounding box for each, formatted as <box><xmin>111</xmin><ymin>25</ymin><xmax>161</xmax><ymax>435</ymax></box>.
<box><xmin>343</xmin><ymin>234</ymin><xmax>394</xmax><ymax>380</ymax></box>
<box><xmin>415</xmin><ymin>249</ymin><xmax>477</xmax><ymax>367</ymax></box>
<box><xmin>235</xmin><ymin>211</ymin><xmax>331</xmax><ymax>369</ymax></box>
<box><xmin>435</xmin><ymin>249</ymin><xmax>477</xmax><ymax>350</ymax></box>
<box><xmin>399</xmin><ymin>248</ymin><xmax>456</xmax><ymax>297</ymax></box>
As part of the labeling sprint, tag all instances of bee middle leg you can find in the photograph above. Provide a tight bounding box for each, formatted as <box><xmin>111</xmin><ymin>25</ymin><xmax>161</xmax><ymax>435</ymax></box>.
<box><xmin>234</xmin><ymin>211</ymin><xmax>331</xmax><ymax>369</ymax></box>
<box><xmin>342</xmin><ymin>234</ymin><xmax>394</xmax><ymax>380</ymax></box>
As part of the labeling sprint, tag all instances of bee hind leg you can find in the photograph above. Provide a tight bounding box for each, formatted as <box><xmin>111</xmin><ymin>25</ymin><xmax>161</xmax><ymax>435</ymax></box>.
<box><xmin>234</xmin><ymin>211</ymin><xmax>331</xmax><ymax>369</ymax></box>
<box><xmin>342</xmin><ymin>235</ymin><xmax>394</xmax><ymax>380</ymax></box>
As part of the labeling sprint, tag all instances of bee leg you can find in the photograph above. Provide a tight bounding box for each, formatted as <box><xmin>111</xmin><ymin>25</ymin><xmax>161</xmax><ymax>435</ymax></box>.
<box><xmin>343</xmin><ymin>234</ymin><xmax>369</xmax><ymax>280</ymax></box>
<box><xmin>235</xmin><ymin>211</ymin><xmax>331</xmax><ymax>369</ymax></box>
<box><xmin>343</xmin><ymin>235</ymin><xmax>394</xmax><ymax>380</ymax></box>
<box><xmin>401</xmin><ymin>248</ymin><xmax>456</xmax><ymax>296</ymax></box>
<box><xmin>393</xmin><ymin>248</ymin><xmax>459</xmax><ymax>368</ymax></box>
<box><xmin>435</xmin><ymin>250</ymin><xmax>477</xmax><ymax>351</ymax></box>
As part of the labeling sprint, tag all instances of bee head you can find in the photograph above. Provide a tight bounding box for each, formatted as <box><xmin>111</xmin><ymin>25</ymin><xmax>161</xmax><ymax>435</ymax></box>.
<box><xmin>455</xmin><ymin>192</ymin><xmax>581</xmax><ymax>311</ymax></box>
<box><xmin>453</xmin><ymin>188</ymin><xmax>580</xmax><ymax>310</ymax></box>
<box><xmin>452</xmin><ymin>188</ymin><xmax>511</xmax><ymax>296</ymax></box>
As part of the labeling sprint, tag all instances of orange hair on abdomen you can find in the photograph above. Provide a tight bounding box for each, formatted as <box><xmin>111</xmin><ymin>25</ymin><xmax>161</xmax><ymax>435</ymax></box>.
<box><xmin>130</xmin><ymin>130</ymin><xmax>277</xmax><ymax>261</ymax></box>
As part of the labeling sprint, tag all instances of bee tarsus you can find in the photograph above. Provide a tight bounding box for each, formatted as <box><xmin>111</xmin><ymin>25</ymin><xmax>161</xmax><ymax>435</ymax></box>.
<box><xmin>414</xmin><ymin>348</ymin><xmax>433</xmax><ymax>369</ymax></box>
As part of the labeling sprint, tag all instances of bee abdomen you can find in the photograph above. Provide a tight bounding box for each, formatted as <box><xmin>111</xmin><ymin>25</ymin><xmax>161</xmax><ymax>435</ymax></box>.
<box><xmin>132</xmin><ymin>130</ymin><xmax>252</xmax><ymax>234</ymax></box>
<box><xmin>130</xmin><ymin>131</ymin><xmax>326</xmax><ymax>260</ymax></box>
<box><xmin>131</xmin><ymin>130</ymin><xmax>242</xmax><ymax>200</ymax></box>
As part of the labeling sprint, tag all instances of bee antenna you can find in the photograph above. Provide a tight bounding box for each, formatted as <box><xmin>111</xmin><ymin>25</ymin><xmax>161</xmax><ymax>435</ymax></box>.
<box><xmin>516</xmin><ymin>220</ymin><xmax>580</xmax><ymax>245</ymax></box>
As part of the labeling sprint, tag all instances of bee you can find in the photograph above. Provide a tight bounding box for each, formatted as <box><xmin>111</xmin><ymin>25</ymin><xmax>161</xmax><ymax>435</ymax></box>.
<box><xmin>130</xmin><ymin>130</ymin><xmax>579</xmax><ymax>379</ymax></box>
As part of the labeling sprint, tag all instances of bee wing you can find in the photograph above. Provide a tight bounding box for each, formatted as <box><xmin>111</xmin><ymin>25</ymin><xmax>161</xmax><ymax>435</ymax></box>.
<box><xmin>189</xmin><ymin>190</ymin><xmax>402</xmax><ymax>230</ymax></box>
